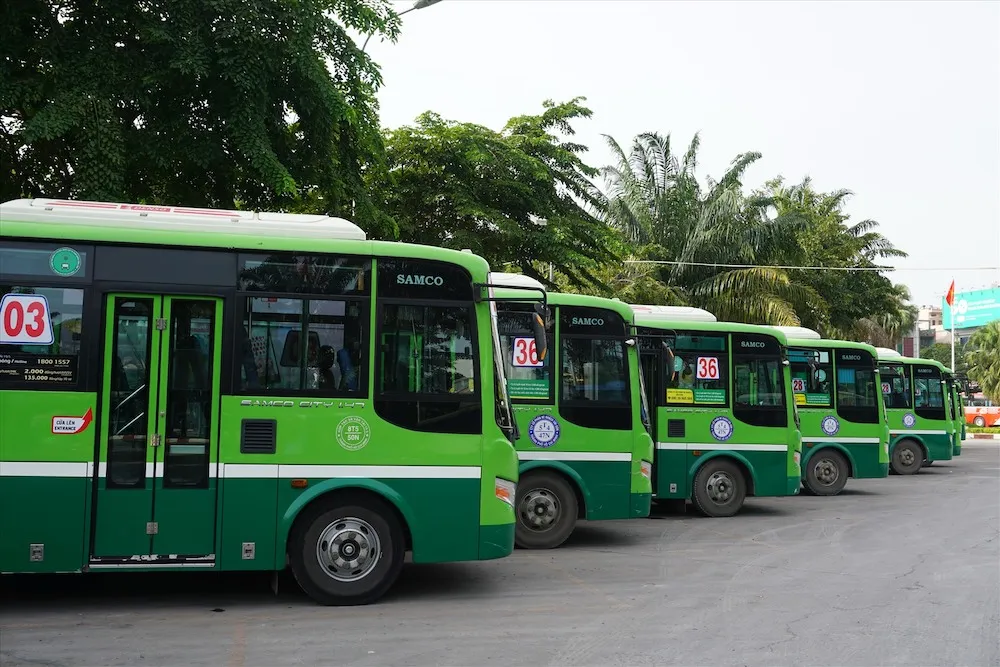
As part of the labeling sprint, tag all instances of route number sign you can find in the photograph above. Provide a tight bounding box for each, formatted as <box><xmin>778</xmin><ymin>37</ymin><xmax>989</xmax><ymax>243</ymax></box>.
<box><xmin>0</xmin><ymin>294</ymin><xmax>54</xmax><ymax>345</ymax></box>
<box><xmin>696</xmin><ymin>357</ymin><xmax>720</xmax><ymax>380</ymax></box>
<box><xmin>512</xmin><ymin>337</ymin><xmax>543</xmax><ymax>368</ymax></box>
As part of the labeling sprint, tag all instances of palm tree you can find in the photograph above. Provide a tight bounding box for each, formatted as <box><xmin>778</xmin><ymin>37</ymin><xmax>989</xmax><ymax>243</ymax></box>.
<box><xmin>966</xmin><ymin>321</ymin><xmax>1000</xmax><ymax>401</ymax></box>
<box><xmin>601</xmin><ymin>132</ymin><xmax>814</xmax><ymax>324</ymax></box>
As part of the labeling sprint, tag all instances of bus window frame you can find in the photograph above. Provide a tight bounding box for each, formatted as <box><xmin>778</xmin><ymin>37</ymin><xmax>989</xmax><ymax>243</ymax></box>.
<box><xmin>834</xmin><ymin>349</ymin><xmax>880</xmax><ymax>425</ymax></box>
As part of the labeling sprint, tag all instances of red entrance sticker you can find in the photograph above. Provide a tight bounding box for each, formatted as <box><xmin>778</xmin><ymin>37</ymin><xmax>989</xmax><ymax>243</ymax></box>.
<box><xmin>52</xmin><ymin>408</ymin><xmax>93</xmax><ymax>435</ymax></box>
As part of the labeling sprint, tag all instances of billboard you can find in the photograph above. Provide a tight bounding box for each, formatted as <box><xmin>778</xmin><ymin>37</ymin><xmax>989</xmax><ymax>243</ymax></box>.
<box><xmin>942</xmin><ymin>287</ymin><xmax>1000</xmax><ymax>330</ymax></box>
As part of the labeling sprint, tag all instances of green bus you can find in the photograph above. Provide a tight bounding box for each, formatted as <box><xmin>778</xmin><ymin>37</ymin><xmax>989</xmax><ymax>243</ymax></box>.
<box><xmin>0</xmin><ymin>197</ymin><xmax>547</xmax><ymax>606</ymax></box>
<box><xmin>490</xmin><ymin>274</ymin><xmax>653</xmax><ymax>548</ymax></box>
<box><xmin>876</xmin><ymin>348</ymin><xmax>954</xmax><ymax>475</ymax></box>
<box><xmin>944</xmin><ymin>369</ymin><xmax>964</xmax><ymax>457</ymax></box>
<box><xmin>631</xmin><ymin>305</ymin><xmax>802</xmax><ymax>517</ymax></box>
<box><xmin>770</xmin><ymin>326</ymin><xmax>889</xmax><ymax>496</ymax></box>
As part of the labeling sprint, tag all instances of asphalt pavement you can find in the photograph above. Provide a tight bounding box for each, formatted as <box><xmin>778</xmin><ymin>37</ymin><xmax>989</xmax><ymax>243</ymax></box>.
<box><xmin>2</xmin><ymin>443</ymin><xmax>998</xmax><ymax>667</ymax></box>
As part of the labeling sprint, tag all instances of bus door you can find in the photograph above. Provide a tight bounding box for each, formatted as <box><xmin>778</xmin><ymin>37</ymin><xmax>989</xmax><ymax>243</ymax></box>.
<box><xmin>92</xmin><ymin>294</ymin><xmax>222</xmax><ymax>561</ymax></box>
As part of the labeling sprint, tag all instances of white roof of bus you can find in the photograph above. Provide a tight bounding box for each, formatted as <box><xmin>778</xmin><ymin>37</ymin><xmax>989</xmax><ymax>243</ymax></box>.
<box><xmin>876</xmin><ymin>347</ymin><xmax>903</xmax><ymax>359</ymax></box>
<box><xmin>488</xmin><ymin>272</ymin><xmax>546</xmax><ymax>290</ymax></box>
<box><xmin>771</xmin><ymin>325</ymin><xmax>822</xmax><ymax>340</ymax></box>
<box><xmin>629</xmin><ymin>304</ymin><xmax>717</xmax><ymax>322</ymax></box>
<box><xmin>0</xmin><ymin>198</ymin><xmax>367</xmax><ymax>241</ymax></box>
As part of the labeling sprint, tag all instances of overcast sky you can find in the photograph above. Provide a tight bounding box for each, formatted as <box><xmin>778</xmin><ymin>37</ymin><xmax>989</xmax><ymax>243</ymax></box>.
<box><xmin>366</xmin><ymin>0</ymin><xmax>1000</xmax><ymax>307</ymax></box>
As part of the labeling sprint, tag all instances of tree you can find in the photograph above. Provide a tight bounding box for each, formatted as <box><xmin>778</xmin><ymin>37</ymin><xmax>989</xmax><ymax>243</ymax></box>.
<box><xmin>600</xmin><ymin>131</ymin><xmax>816</xmax><ymax>324</ymax></box>
<box><xmin>965</xmin><ymin>322</ymin><xmax>1000</xmax><ymax>401</ymax></box>
<box><xmin>376</xmin><ymin>98</ymin><xmax>618</xmax><ymax>287</ymax></box>
<box><xmin>764</xmin><ymin>177</ymin><xmax>910</xmax><ymax>339</ymax></box>
<box><xmin>1</xmin><ymin>0</ymin><xmax>398</xmax><ymax>230</ymax></box>
<box><xmin>920</xmin><ymin>341</ymin><xmax>967</xmax><ymax>375</ymax></box>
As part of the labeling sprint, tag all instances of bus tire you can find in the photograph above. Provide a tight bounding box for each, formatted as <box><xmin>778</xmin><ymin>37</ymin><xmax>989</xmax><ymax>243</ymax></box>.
<box><xmin>890</xmin><ymin>440</ymin><xmax>923</xmax><ymax>476</ymax></box>
<box><xmin>514</xmin><ymin>470</ymin><xmax>578</xmax><ymax>549</ymax></box>
<box><xmin>803</xmin><ymin>449</ymin><xmax>849</xmax><ymax>496</ymax></box>
<box><xmin>289</xmin><ymin>494</ymin><xmax>405</xmax><ymax>606</ymax></box>
<box><xmin>974</xmin><ymin>416</ymin><xmax>986</xmax><ymax>427</ymax></box>
<box><xmin>691</xmin><ymin>458</ymin><xmax>746</xmax><ymax>518</ymax></box>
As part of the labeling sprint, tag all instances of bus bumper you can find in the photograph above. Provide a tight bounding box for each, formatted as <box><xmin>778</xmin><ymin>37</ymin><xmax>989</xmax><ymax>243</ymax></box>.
<box><xmin>478</xmin><ymin>522</ymin><xmax>515</xmax><ymax>560</ymax></box>
<box><xmin>630</xmin><ymin>492</ymin><xmax>652</xmax><ymax>518</ymax></box>
<box><xmin>786</xmin><ymin>476</ymin><xmax>801</xmax><ymax>496</ymax></box>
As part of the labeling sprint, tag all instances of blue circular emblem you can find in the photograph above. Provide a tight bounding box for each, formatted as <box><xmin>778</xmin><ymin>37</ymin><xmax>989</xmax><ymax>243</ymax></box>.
<box><xmin>821</xmin><ymin>415</ymin><xmax>840</xmax><ymax>436</ymax></box>
<box><xmin>710</xmin><ymin>416</ymin><xmax>734</xmax><ymax>442</ymax></box>
<box><xmin>902</xmin><ymin>412</ymin><xmax>916</xmax><ymax>428</ymax></box>
<box><xmin>528</xmin><ymin>415</ymin><xmax>560</xmax><ymax>448</ymax></box>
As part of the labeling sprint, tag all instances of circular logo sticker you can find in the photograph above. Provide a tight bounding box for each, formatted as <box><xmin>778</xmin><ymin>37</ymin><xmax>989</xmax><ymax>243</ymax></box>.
<box><xmin>528</xmin><ymin>414</ymin><xmax>560</xmax><ymax>448</ymax></box>
<box><xmin>710</xmin><ymin>416</ymin><xmax>734</xmax><ymax>442</ymax></box>
<box><xmin>902</xmin><ymin>412</ymin><xmax>916</xmax><ymax>429</ymax></box>
<box><xmin>336</xmin><ymin>416</ymin><xmax>371</xmax><ymax>451</ymax></box>
<box><xmin>821</xmin><ymin>415</ymin><xmax>840</xmax><ymax>436</ymax></box>
<box><xmin>49</xmin><ymin>247</ymin><xmax>82</xmax><ymax>277</ymax></box>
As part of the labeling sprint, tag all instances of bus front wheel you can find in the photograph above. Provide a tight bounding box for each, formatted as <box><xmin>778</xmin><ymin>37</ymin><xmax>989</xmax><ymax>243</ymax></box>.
<box><xmin>515</xmin><ymin>470</ymin><xmax>579</xmax><ymax>549</ymax></box>
<box><xmin>890</xmin><ymin>440</ymin><xmax>923</xmax><ymax>476</ymax></box>
<box><xmin>974</xmin><ymin>416</ymin><xmax>986</xmax><ymax>427</ymax></box>
<box><xmin>290</xmin><ymin>494</ymin><xmax>405</xmax><ymax>606</ymax></box>
<box><xmin>691</xmin><ymin>458</ymin><xmax>746</xmax><ymax>517</ymax></box>
<box><xmin>803</xmin><ymin>449</ymin><xmax>849</xmax><ymax>496</ymax></box>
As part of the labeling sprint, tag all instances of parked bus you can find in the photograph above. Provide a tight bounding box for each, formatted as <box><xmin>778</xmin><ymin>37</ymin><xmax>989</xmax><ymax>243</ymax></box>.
<box><xmin>876</xmin><ymin>348</ymin><xmax>954</xmax><ymax>475</ymax></box>
<box><xmin>631</xmin><ymin>305</ymin><xmax>801</xmax><ymax>517</ymax></box>
<box><xmin>770</xmin><ymin>327</ymin><xmax>889</xmax><ymax>495</ymax></box>
<box><xmin>943</xmin><ymin>369</ymin><xmax>964</xmax><ymax>457</ymax></box>
<box><xmin>490</xmin><ymin>275</ymin><xmax>653</xmax><ymax>548</ymax></box>
<box><xmin>0</xmin><ymin>198</ymin><xmax>547</xmax><ymax>606</ymax></box>
<box><xmin>965</xmin><ymin>398</ymin><xmax>1000</xmax><ymax>428</ymax></box>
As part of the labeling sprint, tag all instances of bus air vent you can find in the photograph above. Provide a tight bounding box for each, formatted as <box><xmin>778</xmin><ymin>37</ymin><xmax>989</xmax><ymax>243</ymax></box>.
<box><xmin>241</xmin><ymin>419</ymin><xmax>277</xmax><ymax>454</ymax></box>
<box><xmin>667</xmin><ymin>420</ymin><xmax>686</xmax><ymax>438</ymax></box>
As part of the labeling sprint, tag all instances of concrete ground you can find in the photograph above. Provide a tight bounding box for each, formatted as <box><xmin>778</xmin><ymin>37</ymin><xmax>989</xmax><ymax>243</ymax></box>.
<box><xmin>2</xmin><ymin>443</ymin><xmax>998</xmax><ymax>667</ymax></box>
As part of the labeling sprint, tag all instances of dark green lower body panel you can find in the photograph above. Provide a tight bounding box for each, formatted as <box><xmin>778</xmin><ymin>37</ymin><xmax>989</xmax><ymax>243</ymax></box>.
<box><xmin>655</xmin><ymin>449</ymin><xmax>796</xmax><ymax>499</ymax></box>
<box><xmin>844</xmin><ymin>445</ymin><xmax>890</xmax><ymax>480</ymax></box>
<box><xmin>478</xmin><ymin>522</ymin><xmax>515</xmax><ymax>560</ymax></box>
<box><xmin>923</xmin><ymin>436</ymin><xmax>954</xmax><ymax>463</ymax></box>
<box><xmin>630</xmin><ymin>492</ymin><xmax>652</xmax><ymax>518</ymax></box>
<box><xmin>1</xmin><ymin>476</ymin><xmax>88</xmax><ymax>573</ymax></box>
<box><xmin>520</xmin><ymin>460</ymin><xmax>634</xmax><ymax>522</ymax></box>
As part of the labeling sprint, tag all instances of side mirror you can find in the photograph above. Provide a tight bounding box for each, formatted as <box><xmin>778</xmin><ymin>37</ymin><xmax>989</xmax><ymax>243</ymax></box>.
<box><xmin>662</xmin><ymin>342</ymin><xmax>676</xmax><ymax>382</ymax></box>
<box><xmin>531</xmin><ymin>303</ymin><xmax>548</xmax><ymax>362</ymax></box>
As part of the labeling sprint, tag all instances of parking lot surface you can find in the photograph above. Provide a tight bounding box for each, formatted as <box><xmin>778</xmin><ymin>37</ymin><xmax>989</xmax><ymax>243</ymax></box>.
<box><xmin>2</xmin><ymin>443</ymin><xmax>998</xmax><ymax>667</ymax></box>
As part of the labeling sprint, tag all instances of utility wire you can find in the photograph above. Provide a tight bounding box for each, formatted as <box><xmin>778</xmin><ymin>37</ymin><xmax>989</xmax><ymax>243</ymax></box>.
<box><xmin>623</xmin><ymin>260</ymin><xmax>1000</xmax><ymax>272</ymax></box>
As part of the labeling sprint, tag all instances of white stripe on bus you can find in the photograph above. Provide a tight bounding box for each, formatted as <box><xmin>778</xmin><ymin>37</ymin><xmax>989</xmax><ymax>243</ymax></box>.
<box><xmin>517</xmin><ymin>451</ymin><xmax>632</xmax><ymax>462</ymax></box>
<box><xmin>655</xmin><ymin>443</ymin><xmax>788</xmax><ymax>452</ymax></box>
<box><xmin>803</xmin><ymin>437</ymin><xmax>881</xmax><ymax>444</ymax></box>
<box><xmin>0</xmin><ymin>462</ymin><xmax>482</xmax><ymax>480</ymax></box>
<box><xmin>890</xmin><ymin>430</ymin><xmax>949</xmax><ymax>436</ymax></box>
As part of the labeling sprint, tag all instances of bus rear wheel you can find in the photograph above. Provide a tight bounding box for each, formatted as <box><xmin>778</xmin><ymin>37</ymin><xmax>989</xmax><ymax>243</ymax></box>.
<box><xmin>515</xmin><ymin>470</ymin><xmax>578</xmax><ymax>549</ymax></box>
<box><xmin>290</xmin><ymin>495</ymin><xmax>405</xmax><ymax>606</ymax></box>
<box><xmin>691</xmin><ymin>458</ymin><xmax>746</xmax><ymax>517</ymax></box>
<box><xmin>974</xmin><ymin>416</ymin><xmax>986</xmax><ymax>427</ymax></box>
<box><xmin>803</xmin><ymin>449</ymin><xmax>849</xmax><ymax>496</ymax></box>
<box><xmin>890</xmin><ymin>440</ymin><xmax>923</xmax><ymax>476</ymax></box>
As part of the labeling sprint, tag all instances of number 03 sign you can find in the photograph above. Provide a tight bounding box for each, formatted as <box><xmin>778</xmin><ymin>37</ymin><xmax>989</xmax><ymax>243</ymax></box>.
<box><xmin>0</xmin><ymin>294</ymin><xmax>54</xmax><ymax>345</ymax></box>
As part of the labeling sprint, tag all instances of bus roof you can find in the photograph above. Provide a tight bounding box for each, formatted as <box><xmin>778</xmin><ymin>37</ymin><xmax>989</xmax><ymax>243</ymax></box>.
<box><xmin>875</xmin><ymin>347</ymin><xmax>903</xmax><ymax>359</ymax></box>
<box><xmin>628</xmin><ymin>304</ymin><xmax>717</xmax><ymax>322</ymax></box>
<box><xmin>1</xmin><ymin>198</ymin><xmax>493</xmax><ymax>276</ymax></box>
<box><xmin>782</xmin><ymin>336</ymin><xmax>878</xmax><ymax>355</ymax></box>
<box><xmin>488</xmin><ymin>273</ymin><xmax>634</xmax><ymax>322</ymax></box>
<box><xmin>634</xmin><ymin>315</ymin><xmax>791</xmax><ymax>345</ymax></box>
<box><xmin>877</xmin><ymin>353</ymin><xmax>948</xmax><ymax>372</ymax></box>
<box><xmin>771</xmin><ymin>325</ymin><xmax>822</xmax><ymax>340</ymax></box>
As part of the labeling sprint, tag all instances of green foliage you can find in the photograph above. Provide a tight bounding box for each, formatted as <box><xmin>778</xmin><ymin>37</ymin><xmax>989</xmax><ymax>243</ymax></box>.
<box><xmin>966</xmin><ymin>322</ymin><xmax>1000</xmax><ymax>402</ymax></box>
<box><xmin>376</xmin><ymin>98</ymin><xmax>618</xmax><ymax>287</ymax></box>
<box><xmin>1</xmin><ymin>0</ymin><xmax>398</xmax><ymax>232</ymax></box>
<box><xmin>920</xmin><ymin>342</ymin><xmax>967</xmax><ymax>374</ymax></box>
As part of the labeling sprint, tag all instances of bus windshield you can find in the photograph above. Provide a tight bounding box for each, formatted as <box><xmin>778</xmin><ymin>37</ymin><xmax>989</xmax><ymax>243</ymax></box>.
<box><xmin>488</xmin><ymin>299</ymin><xmax>518</xmax><ymax>442</ymax></box>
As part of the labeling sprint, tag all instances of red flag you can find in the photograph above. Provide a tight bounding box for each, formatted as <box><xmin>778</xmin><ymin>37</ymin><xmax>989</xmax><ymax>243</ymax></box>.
<box><xmin>946</xmin><ymin>280</ymin><xmax>955</xmax><ymax>307</ymax></box>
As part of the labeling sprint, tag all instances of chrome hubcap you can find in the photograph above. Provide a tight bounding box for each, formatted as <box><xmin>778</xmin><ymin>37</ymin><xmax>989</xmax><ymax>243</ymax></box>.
<box><xmin>316</xmin><ymin>517</ymin><xmax>381</xmax><ymax>582</ymax></box>
<box><xmin>813</xmin><ymin>458</ymin><xmax>840</xmax><ymax>486</ymax></box>
<box><xmin>519</xmin><ymin>488</ymin><xmax>560</xmax><ymax>531</ymax></box>
<box><xmin>705</xmin><ymin>471</ymin><xmax>735</xmax><ymax>504</ymax></box>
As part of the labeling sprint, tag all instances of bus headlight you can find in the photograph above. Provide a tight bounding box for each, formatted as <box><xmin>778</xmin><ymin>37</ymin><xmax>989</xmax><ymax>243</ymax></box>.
<box><xmin>640</xmin><ymin>460</ymin><xmax>652</xmax><ymax>479</ymax></box>
<box><xmin>495</xmin><ymin>477</ymin><xmax>516</xmax><ymax>508</ymax></box>
<box><xmin>793</xmin><ymin>451</ymin><xmax>801</xmax><ymax>467</ymax></box>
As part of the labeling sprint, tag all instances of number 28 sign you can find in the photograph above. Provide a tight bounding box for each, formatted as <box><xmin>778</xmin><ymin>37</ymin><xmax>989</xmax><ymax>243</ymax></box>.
<box><xmin>512</xmin><ymin>336</ymin><xmax>543</xmax><ymax>368</ymax></box>
<box><xmin>696</xmin><ymin>357</ymin><xmax>720</xmax><ymax>380</ymax></box>
<box><xmin>0</xmin><ymin>294</ymin><xmax>54</xmax><ymax>345</ymax></box>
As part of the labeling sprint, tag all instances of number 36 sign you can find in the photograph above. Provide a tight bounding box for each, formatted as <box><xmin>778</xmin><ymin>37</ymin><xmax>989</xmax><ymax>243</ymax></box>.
<box><xmin>0</xmin><ymin>294</ymin><xmax>54</xmax><ymax>345</ymax></box>
<box><xmin>512</xmin><ymin>336</ymin><xmax>543</xmax><ymax>368</ymax></box>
